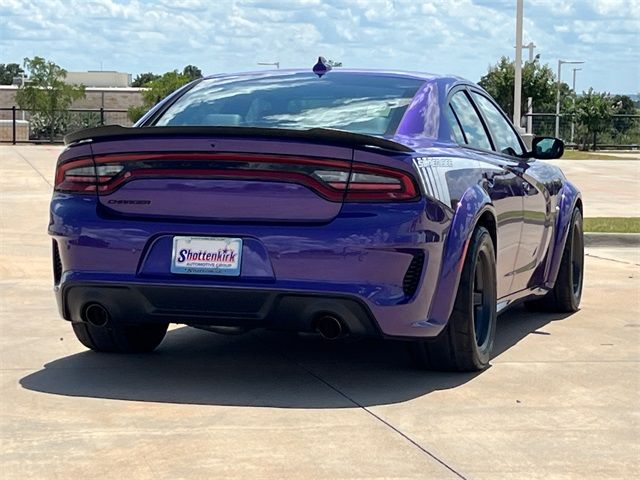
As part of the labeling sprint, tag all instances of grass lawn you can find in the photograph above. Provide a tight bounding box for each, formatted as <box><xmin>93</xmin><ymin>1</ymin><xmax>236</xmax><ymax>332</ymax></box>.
<box><xmin>584</xmin><ymin>217</ymin><xmax>640</xmax><ymax>233</ymax></box>
<box><xmin>561</xmin><ymin>150</ymin><xmax>637</xmax><ymax>160</ymax></box>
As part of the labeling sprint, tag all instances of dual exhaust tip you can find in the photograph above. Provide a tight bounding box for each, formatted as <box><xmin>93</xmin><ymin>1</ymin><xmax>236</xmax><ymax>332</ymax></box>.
<box><xmin>82</xmin><ymin>303</ymin><xmax>110</xmax><ymax>327</ymax></box>
<box><xmin>315</xmin><ymin>314</ymin><xmax>347</xmax><ymax>340</ymax></box>
<box><xmin>82</xmin><ymin>303</ymin><xmax>348</xmax><ymax>340</ymax></box>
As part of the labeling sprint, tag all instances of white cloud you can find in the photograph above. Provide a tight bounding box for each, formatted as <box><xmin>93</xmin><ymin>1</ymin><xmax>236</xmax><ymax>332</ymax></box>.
<box><xmin>528</xmin><ymin>0</ymin><xmax>575</xmax><ymax>15</ymax></box>
<box><xmin>587</xmin><ymin>0</ymin><xmax>640</xmax><ymax>17</ymax></box>
<box><xmin>0</xmin><ymin>0</ymin><xmax>637</xmax><ymax>93</ymax></box>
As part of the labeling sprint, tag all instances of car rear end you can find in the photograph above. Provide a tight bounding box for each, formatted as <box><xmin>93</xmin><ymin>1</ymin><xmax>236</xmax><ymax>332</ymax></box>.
<box><xmin>49</xmin><ymin>71</ymin><xmax>451</xmax><ymax>343</ymax></box>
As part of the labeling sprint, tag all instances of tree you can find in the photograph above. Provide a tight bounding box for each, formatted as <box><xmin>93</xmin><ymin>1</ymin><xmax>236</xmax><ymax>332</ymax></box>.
<box><xmin>0</xmin><ymin>63</ymin><xmax>25</xmax><ymax>85</ymax></box>
<box><xmin>15</xmin><ymin>57</ymin><xmax>85</xmax><ymax>141</ymax></box>
<box><xmin>143</xmin><ymin>70</ymin><xmax>190</xmax><ymax>105</ymax></box>
<box><xmin>610</xmin><ymin>94</ymin><xmax>638</xmax><ymax>134</ymax></box>
<box><xmin>132</xmin><ymin>72</ymin><xmax>160</xmax><ymax>87</ymax></box>
<box><xmin>127</xmin><ymin>70</ymin><xmax>191</xmax><ymax>123</ymax></box>
<box><xmin>479</xmin><ymin>56</ymin><xmax>571</xmax><ymax>124</ymax></box>
<box><xmin>569</xmin><ymin>88</ymin><xmax>613</xmax><ymax>150</ymax></box>
<box><xmin>182</xmin><ymin>65</ymin><xmax>202</xmax><ymax>81</ymax></box>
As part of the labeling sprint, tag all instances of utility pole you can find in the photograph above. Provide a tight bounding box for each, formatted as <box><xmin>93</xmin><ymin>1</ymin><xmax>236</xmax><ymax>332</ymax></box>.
<box><xmin>570</xmin><ymin>67</ymin><xmax>582</xmax><ymax>144</ymax></box>
<box><xmin>513</xmin><ymin>0</ymin><xmax>524</xmax><ymax>131</ymax></box>
<box><xmin>518</xmin><ymin>41</ymin><xmax>536</xmax><ymax>134</ymax></box>
<box><xmin>555</xmin><ymin>60</ymin><xmax>584</xmax><ymax>138</ymax></box>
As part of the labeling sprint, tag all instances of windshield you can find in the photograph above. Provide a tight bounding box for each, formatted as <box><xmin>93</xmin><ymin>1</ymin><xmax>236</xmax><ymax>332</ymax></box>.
<box><xmin>153</xmin><ymin>72</ymin><xmax>424</xmax><ymax>136</ymax></box>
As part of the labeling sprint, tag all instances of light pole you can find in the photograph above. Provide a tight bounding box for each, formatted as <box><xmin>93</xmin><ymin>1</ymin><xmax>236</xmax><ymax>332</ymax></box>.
<box><xmin>513</xmin><ymin>0</ymin><xmax>524</xmax><ymax>130</ymax></box>
<box><xmin>523</xmin><ymin>41</ymin><xmax>536</xmax><ymax>62</ymax></box>
<box><xmin>570</xmin><ymin>67</ymin><xmax>582</xmax><ymax>144</ymax></box>
<box><xmin>515</xmin><ymin>41</ymin><xmax>536</xmax><ymax>134</ymax></box>
<box><xmin>555</xmin><ymin>59</ymin><xmax>584</xmax><ymax>138</ymax></box>
<box><xmin>257</xmin><ymin>61</ymin><xmax>280</xmax><ymax>70</ymax></box>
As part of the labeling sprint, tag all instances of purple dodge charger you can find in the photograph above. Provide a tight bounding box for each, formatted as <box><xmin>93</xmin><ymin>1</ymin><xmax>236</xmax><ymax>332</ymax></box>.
<box><xmin>50</xmin><ymin>65</ymin><xmax>583</xmax><ymax>371</ymax></box>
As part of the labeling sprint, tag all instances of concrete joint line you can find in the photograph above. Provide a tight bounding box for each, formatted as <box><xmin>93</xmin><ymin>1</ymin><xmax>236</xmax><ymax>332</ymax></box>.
<box><xmin>585</xmin><ymin>252</ymin><xmax>640</xmax><ymax>267</ymax></box>
<box><xmin>284</xmin><ymin>355</ymin><xmax>469</xmax><ymax>480</ymax></box>
<box><xmin>14</xmin><ymin>147</ymin><xmax>53</xmax><ymax>188</ymax></box>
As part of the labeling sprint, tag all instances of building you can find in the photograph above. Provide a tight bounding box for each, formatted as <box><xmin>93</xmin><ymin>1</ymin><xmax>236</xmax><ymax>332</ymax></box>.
<box><xmin>0</xmin><ymin>85</ymin><xmax>144</xmax><ymax>112</ymax></box>
<box><xmin>64</xmin><ymin>71</ymin><xmax>132</xmax><ymax>88</ymax></box>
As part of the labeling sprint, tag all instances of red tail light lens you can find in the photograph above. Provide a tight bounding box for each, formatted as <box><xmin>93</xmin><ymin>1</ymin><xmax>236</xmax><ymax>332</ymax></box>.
<box><xmin>55</xmin><ymin>152</ymin><xmax>419</xmax><ymax>202</ymax></box>
<box><xmin>55</xmin><ymin>158</ymin><xmax>95</xmax><ymax>193</ymax></box>
<box><xmin>315</xmin><ymin>166</ymin><xmax>417</xmax><ymax>201</ymax></box>
<box><xmin>55</xmin><ymin>158</ymin><xmax>124</xmax><ymax>193</ymax></box>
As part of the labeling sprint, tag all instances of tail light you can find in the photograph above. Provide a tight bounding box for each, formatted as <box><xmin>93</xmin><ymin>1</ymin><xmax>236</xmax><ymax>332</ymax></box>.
<box><xmin>55</xmin><ymin>158</ymin><xmax>124</xmax><ymax>193</ymax></box>
<box><xmin>54</xmin><ymin>153</ymin><xmax>419</xmax><ymax>202</ymax></box>
<box><xmin>314</xmin><ymin>166</ymin><xmax>417</xmax><ymax>201</ymax></box>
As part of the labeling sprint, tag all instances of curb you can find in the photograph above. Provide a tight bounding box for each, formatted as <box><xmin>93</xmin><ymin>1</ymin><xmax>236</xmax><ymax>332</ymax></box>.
<box><xmin>584</xmin><ymin>232</ymin><xmax>640</xmax><ymax>247</ymax></box>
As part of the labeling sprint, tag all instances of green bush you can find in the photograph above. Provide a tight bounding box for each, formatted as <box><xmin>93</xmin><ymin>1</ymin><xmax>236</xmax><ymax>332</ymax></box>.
<box><xmin>127</xmin><ymin>105</ymin><xmax>149</xmax><ymax>123</ymax></box>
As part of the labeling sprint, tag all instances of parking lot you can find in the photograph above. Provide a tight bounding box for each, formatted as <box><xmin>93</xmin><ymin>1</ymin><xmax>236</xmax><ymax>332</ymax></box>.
<box><xmin>1</xmin><ymin>145</ymin><xmax>638</xmax><ymax>479</ymax></box>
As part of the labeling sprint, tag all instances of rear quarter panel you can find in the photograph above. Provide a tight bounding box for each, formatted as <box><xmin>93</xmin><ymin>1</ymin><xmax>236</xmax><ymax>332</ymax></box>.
<box><xmin>408</xmin><ymin>151</ymin><xmax>491</xmax><ymax>329</ymax></box>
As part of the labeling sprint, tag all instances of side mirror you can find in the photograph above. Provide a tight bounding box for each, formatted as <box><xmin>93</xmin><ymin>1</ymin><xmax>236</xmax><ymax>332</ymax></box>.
<box><xmin>529</xmin><ymin>136</ymin><xmax>564</xmax><ymax>160</ymax></box>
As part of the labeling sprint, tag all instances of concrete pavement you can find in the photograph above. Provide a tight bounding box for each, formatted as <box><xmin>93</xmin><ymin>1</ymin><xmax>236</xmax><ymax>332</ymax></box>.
<box><xmin>1</xmin><ymin>145</ymin><xmax>639</xmax><ymax>479</ymax></box>
<box><xmin>546</xmin><ymin>160</ymin><xmax>640</xmax><ymax>217</ymax></box>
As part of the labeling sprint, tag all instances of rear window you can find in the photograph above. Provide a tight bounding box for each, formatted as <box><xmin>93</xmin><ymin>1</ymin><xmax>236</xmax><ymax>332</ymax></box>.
<box><xmin>154</xmin><ymin>72</ymin><xmax>424</xmax><ymax>136</ymax></box>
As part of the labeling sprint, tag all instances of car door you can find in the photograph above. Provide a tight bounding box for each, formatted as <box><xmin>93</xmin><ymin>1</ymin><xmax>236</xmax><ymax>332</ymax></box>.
<box><xmin>469</xmin><ymin>90</ymin><xmax>550</xmax><ymax>293</ymax></box>
<box><xmin>447</xmin><ymin>89</ymin><xmax>523</xmax><ymax>299</ymax></box>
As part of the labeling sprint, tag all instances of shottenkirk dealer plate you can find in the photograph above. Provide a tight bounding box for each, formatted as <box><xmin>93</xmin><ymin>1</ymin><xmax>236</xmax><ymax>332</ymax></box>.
<box><xmin>171</xmin><ymin>236</ymin><xmax>242</xmax><ymax>276</ymax></box>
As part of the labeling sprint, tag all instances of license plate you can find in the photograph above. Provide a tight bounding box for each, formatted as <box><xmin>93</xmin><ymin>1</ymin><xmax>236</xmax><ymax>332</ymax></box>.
<box><xmin>171</xmin><ymin>236</ymin><xmax>242</xmax><ymax>276</ymax></box>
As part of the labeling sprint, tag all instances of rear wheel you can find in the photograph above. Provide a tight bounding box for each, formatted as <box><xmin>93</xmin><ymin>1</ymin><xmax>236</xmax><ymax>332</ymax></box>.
<box><xmin>72</xmin><ymin>322</ymin><xmax>168</xmax><ymax>353</ymax></box>
<box><xmin>409</xmin><ymin>226</ymin><xmax>497</xmax><ymax>371</ymax></box>
<box><xmin>525</xmin><ymin>207</ymin><xmax>583</xmax><ymax>313</ymax></box>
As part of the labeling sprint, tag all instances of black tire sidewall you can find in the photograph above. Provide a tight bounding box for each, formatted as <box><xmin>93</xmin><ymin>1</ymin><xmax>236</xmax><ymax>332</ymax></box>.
<box><xmin>445</xmin><ymin>226</ymin><xmax>497</xmax><ymax>370</ymax></box>
<box><xmin>465</xmin><ymin>228</ymin><xmax>497</xmax><ymax>366</ymax></box>
<box><xmin>567</xmin><ymin>208</ymin><xmax>584</xmax><ymax>309</ymax></box>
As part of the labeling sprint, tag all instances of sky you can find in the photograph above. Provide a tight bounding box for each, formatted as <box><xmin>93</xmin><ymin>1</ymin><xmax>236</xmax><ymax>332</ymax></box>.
<box><xmin>1</xmin><ymin>0</ymin><xmax>639</xmax><ymax>94</ymax></box>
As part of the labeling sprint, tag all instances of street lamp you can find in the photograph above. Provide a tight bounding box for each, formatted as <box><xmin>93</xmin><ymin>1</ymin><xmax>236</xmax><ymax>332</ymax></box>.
<box><xmin>514</xmin><ymin>41</ymin><xmax>536</xmax><ymax>134</ymax></box>
<box><xmin>257</xmin><ymin>61</ymin><xmax>280</xmax><ymax>70</ymax></box>
<box><xmin>513</xmin><ymin>0</ymin><xmax>524</xmax><ymax>130</ymax></box>
<box><xmin>523</xmin><ymin>42</ymin><xmax>536</xmax><ymax>62</ymax></box>
<box><xmin>570</xmin><ymin>67</ymin><xmax>582</xmax><ymax>144</ymax></box>
<box><xmin>555</xmin><ymin>59</ymin><xmax>584</xmax><ymax>138</ymax></box>
<box><xmin>514</xmin><ymin>42</ymin><xmax>536</xmax><ymax>63</ymax></box>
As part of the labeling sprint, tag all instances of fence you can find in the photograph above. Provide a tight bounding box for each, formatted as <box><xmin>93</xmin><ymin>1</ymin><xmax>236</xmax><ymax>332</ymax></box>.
<box><xmin>524</xmin><ymin>113</ymin><xmax>640</xmax><ymax>150</ymax></box>
<box><xmin>1</xmin><ymin>107</ymin><xmax>639</xmax><ymax>150</ymax></box>
<box><xmin>0</xmin><ymin>107</ymin><xmax>132</xmax><ymax>144</ymax></box>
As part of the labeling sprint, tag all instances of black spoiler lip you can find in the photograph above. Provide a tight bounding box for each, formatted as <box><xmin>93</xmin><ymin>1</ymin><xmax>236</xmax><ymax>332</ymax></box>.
<box><xmin>63</xmin><ymin>125</ymin><xmax>414</xmax><ymax>153</ymax></box>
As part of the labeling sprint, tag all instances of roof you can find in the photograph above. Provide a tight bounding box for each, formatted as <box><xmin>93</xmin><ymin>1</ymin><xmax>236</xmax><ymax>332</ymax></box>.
<box><xmin>202</xmin><ymin>68</ymin><xmax>468</xmax><ymax>85</ymax></box>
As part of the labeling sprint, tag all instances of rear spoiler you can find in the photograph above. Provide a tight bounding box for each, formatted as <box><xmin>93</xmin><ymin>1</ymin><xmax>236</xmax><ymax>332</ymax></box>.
<box><xmin>64</xmin><ymin>125</ymin><xmax>414</xmax><ymax>153</ymax></box>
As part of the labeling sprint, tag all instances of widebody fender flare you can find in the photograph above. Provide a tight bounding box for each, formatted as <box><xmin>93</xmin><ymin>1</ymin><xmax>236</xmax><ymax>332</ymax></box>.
<box><xmin>545</xmin><ymin>180</ymin><xmax>582</xmax><ymax>289</ymax></box>
<box><xmin>425</xmin><ymin>184</ymin><xmax>496</xmax><ymax>328</ymax></box>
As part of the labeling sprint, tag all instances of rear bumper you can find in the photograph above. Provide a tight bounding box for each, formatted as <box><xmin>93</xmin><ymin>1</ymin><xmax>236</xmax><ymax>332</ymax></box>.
<box><xmin>58</xmin><ymin>280</ymin><xmax>381</xmax><ymax>337</ymax></box>
<box><xmin>50</xmin><ymin>194</ymin><xmax>455</xmax><ymax>338</ymax></box>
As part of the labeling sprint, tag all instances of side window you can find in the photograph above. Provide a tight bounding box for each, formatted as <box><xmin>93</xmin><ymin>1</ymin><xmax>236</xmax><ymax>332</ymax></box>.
<box><xmin>445</xmin><ymin>105</ymin><xmax>466</xmax><ymax>144</ymax></box>
<box><xmin>472</xmin><ymin>92</ymin><xmax>524</xmax><ymax>156</ymax></box>
<box><xmin>449</xmin><ymin>92</ymin><xmax>491</xmax><ymax>150</ymax></box>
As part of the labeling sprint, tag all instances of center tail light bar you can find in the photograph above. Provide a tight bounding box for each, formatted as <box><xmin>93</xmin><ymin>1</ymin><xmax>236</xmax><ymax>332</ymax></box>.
<box><xmin>54</xmin><ymin>152</ymin><xmax>420</xmax><ymax>202</ymax></box>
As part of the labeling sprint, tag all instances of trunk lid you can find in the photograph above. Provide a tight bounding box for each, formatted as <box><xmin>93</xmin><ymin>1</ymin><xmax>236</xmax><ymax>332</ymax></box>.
<box><xmin>61</xmin><ymin>126</ymin><xmax>415</xmax><ymax>223</ymax></box>
<box><xmin>89</xmin><ymin>134</ymin><xmax>356</xmax><ymax>223</ymax></box>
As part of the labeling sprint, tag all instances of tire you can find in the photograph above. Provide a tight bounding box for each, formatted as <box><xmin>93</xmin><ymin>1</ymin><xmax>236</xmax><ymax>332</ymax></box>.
<box><xmin>71</xmin><ymin>322</ymin><xmax>168</xmax><ymax>353</ymax></box>
<box><xmin>409</xmin><ymin>226</ymin><xmax>497</xmax><ymax>372</ymax></box>
<box><xmin>525</xmin><ymin>207</ymin><xmax>584</xmax><ymax>313</ymax></box>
